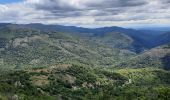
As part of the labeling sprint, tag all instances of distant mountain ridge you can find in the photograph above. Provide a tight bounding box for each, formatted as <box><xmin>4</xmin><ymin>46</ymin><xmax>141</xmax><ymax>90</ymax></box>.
<box><xmin>0</xmin><ymin>23</ymin><xmax>170</xmax><ymax>52</ymax></box>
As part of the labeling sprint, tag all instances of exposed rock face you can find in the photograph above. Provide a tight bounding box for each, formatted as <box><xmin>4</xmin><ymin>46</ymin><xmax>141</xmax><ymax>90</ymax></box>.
<box><xmin>12</xmin><ymin>35</ymin><xmax>49</xmax><ymax>48</ymax></box>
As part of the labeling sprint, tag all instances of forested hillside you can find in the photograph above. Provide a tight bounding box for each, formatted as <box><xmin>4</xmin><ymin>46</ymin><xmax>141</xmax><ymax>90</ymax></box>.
<box><xmin>0</xmin><ymin>25</ymin><xmax>137</xmax><ymax>69</ymax></box>
<box><xmin>118</xmin><ymin>43</ymin><xmax>170</xmax><ymax>70</ymax></box>
<box><xmin>0</xmin><ymin>24</ymin><xmax>170</xmax><ymax>100</ymax></box>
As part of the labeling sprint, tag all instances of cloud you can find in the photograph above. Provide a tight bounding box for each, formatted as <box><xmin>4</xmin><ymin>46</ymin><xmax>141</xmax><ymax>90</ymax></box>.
<box><xmin>0</xmin><ymin>0</ymin><xmax>170</xmax><ymax>27</ymax></box>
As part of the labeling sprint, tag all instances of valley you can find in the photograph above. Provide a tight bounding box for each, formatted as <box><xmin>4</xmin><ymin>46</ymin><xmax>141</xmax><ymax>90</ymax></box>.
<box><xmin>0</xmin><ymin>23</ymin><xmax>170</xmax><ymax>100</ymax></box>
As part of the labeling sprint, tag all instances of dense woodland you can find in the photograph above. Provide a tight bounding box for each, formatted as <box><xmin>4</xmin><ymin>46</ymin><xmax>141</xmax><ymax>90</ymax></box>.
<box><xmin>0</xmin><ymin>24</ymin><xmax>170</xmax><ymax>100</ymax></box>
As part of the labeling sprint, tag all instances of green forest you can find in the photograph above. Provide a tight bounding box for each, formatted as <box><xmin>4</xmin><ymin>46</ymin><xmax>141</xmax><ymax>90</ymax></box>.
<box><xmin>0</xmin><ymin>24</ymin><xmax>169</xmax><ymax>100</ymax></box>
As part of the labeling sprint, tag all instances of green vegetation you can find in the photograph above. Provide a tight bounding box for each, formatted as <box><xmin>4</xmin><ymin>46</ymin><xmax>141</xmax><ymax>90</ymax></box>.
<box><xmin>0</xmin><ymin>66</ymin><xmax>169</xmax><ymax>100</ymax></box>
<box><xmin>0</xmin><ymin>65</ymin><xmax>126</xmax><ymax>99</ymax></box>
<box><xmin>117</xmin><ymin>44</ymin><xmax>170</xmax><ymax>70</ymax></box>
<box><xmin>0</xmin><ymin>25</ymin><xmax>170</xmax><ymax>100</ymax></box>
<box><xmin>0</xmin><ymin>26</ymin><xmax>135</xmax><ymax>69</ymax></box>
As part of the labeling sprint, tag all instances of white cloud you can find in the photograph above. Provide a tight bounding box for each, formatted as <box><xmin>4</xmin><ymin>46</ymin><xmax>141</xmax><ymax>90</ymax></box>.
<box><xmin>0</xmin><ymin>0</ymin><xmax>170</xmax><ymax>27</ymax></box>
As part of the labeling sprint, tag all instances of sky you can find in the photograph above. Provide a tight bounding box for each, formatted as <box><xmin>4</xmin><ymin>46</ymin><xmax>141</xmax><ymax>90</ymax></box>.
<box><xmin>0</xmin><ymin>0</ymin><xmax>170</xmax><ymax>27</ymax></box>
<box><xmin>0</xmin><ymin>0</ymin><xmax>22</xmax><ymax>4</ymax></box>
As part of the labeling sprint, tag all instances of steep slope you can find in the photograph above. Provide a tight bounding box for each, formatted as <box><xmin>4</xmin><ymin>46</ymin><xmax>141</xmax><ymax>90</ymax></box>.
<box><xmin>118</xmin><ymin>43</ymin><xmax>170</xmax><ymax>70</ymax></box>
<box><xmin>0</xmin><ymin>26</ymin><xmax>136</xmax><ymax>69</ymax></box>
<box><xmin>21</xmin><ymin>24</ymin><xmax>156</xmax><ymax>52</ymax></box>
<box><xmin>153</xmin><ymin>32</ymin><xmax>170</xmax><ymax>47</ymax></box>
<box><xmin>0</xmin><ymin>24</ymin><xmax>170</xmax><ymax>100</ymax></box>
<box><xmin>92</xmin><ymin>32</ymin><xmax>146</xmax><ymax>52</ymax></box>
<box><xmin>94</xmin><ymin>32</ymin><xmax>133</xmax><ymax>49</ymax></box>
<box><xmin>3</xmin><ymin>23</ymin><xmax>167</xmax><ymax>52</ymax></box>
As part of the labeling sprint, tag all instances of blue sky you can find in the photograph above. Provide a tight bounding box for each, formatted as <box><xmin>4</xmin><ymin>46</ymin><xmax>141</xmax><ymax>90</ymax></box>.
<box><xmin>0</xmin><ymin>0</ymin><xmax>22</xmax><ymax>4</ymax></box>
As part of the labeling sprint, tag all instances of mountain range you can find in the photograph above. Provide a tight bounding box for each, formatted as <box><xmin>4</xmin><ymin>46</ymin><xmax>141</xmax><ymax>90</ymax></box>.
<box><xmin>1</xmin><ymin>23</ymin><xmax>170</xmax><ymax>50</ymax></box>
<box><xmin>0</xmin><ymin>23</ymin><xmax>170</xmax><ymax>100</ymax></box>
<box><xmin>0</xmin><ymin>23</ymin><xmax>170</xmax><ymax>69</ymax></box>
